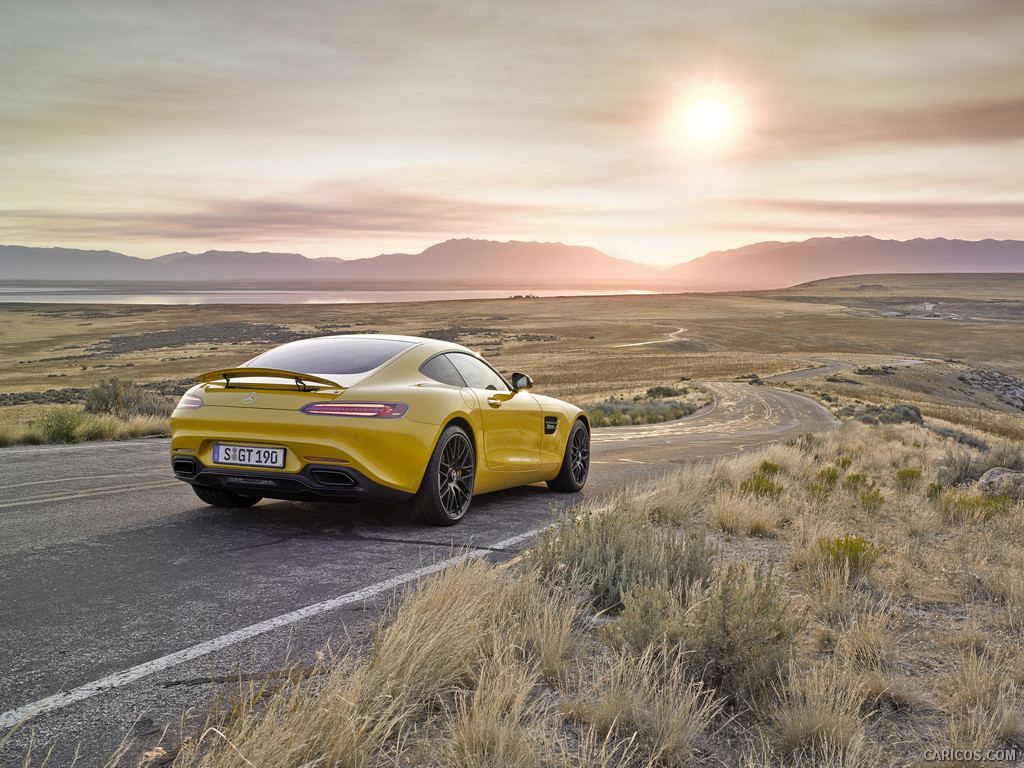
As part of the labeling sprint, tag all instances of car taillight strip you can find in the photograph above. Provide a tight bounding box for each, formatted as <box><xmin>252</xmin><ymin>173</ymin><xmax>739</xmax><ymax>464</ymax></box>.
<box><xmin>301</xmin><ymin>402</ymin><xmax>409</xmax><ymax>418</ymax></box>
<box><xmin>176</xmin><ymin>394</ymin><xmax>204</xmax><ymax>409</ymax></box>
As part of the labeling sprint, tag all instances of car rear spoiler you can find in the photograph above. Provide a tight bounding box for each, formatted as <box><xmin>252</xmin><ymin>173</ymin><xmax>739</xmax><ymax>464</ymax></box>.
<box><xmin>196</xmin><ymin>368</ymin><xmax>344</xmax><ymax>391</ymax></box>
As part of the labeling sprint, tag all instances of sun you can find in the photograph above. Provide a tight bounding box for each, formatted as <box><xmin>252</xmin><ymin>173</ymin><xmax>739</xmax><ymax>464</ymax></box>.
<box><xmin>666</xmin><ymin>86</ymin><xmax>747</xmax><ymax>151</ymax></box>
<box><xmin>684</xmin><ymin>99</ymin><xmax>732</xmax><ymax>143</ymax></box>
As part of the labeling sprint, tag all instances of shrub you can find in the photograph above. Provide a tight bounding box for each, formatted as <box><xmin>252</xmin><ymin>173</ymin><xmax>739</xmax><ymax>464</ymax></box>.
<box><xmin>804</xmin><ymin>482</ymin><xmax>831</xmax><ymax>503</ymax></box>
<box><xmin>678</xmin><ymin>564</ymin><xmax>801</xmax><ymax>707</ymax></box>
<box><xmin>37</xmin><ymin>406</ymin><xmax>87</xmax><ymax>443</ymax></box>
<box><xmin>934</xmin><ymin>491</ymin><xmax>1011</xmax><ymax>525</ymax></box>
<box><xmin>837</xmin><ymin>457</ymin><xmax>853</xmax><ymax>471</ymax></box>
<box><xmin>527</xmin><ymin>509</ymin><xmax>714</xmax><ymax>612</ymax></box>
<box><xmin>817</xmin><ymin>467</ymin><xmax>840</xmax><ymax>487</ymax></box>
<box><xmin>816</xmin><ymin>535</ymin><xmax>881</xmax><ymax>580</ymax></box>
<box><xmin>646</xmin><ymin>385</ymin><xmax>685</xmax><ymax>399</ymax></box>
<box><xmin>932</xmin><ymin>426</ymin><xmax>989</xmax><ymax>451</ymax></box>
<box><xmin>894</xmin><ymin>468</ymin><xmax>922</xmax><ymax>490</ymax></box>
<box><xmin>787</xmin><ymin>433</ymin><xmax>818</xmax><ymax>453</ymax></box>
<box><xmin>983</xmin><ymin>440</ymin><xmax>1024</xmax><ymax>472</ymax></box>
<box><xmin>838</xmin><ymin>404</ymin><xmax>922</xmax><ymax>425</ymax></box>
<box><xmin>586</xmin><ymin>398</ymin><xmax>696</xmax><ymax>427</ymax></box>
<box><xmin>85</xmin><ymin>378</ymin><xmax>174</xmax><ymax>419</ymax></box>
<box><xmin>843</xmin><ymin>473</ymin><xmax>869</xmax><ymax>491</ymax></box>
<box><xmin>938</xmin><ymin>448</ymin><xmax>983</xmax><ymax>486</ymax></box>
<box><xmin>740</xmin><ymin>472</ymin><xmax>784</xmax><ymax>498</ymax></box>
<box><xmin>759</xmin><ymin>460</ymin><xmax>782</xmax><ymax>476</ymax></box>
<box><xmin>860</xmin><ymin>486</ymin><xmax>885</xmax><ymax>512</ymax></box>
<box><xmin>611</xmin><ymin>580</ymin><xmax>688</xmax><ymax>654</ymax></box>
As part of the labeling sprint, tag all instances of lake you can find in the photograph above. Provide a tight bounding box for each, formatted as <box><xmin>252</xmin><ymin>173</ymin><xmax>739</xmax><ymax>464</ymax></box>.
<box><xmin>0</xmin><ymin>284</ymin><xmax>656</xmax><ymax>305</ymax></box>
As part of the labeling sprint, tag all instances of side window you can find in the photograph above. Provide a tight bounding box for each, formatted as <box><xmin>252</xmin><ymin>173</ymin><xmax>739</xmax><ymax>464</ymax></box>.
<box><xmin>419</xmin><ymin>354</ymin><xmax>466</xmax><ymax>387</ymax></box>
<box><xmin>447</xmin><ymin>353</ymin><xmax>510</xmax><ymax>392</ymax></box>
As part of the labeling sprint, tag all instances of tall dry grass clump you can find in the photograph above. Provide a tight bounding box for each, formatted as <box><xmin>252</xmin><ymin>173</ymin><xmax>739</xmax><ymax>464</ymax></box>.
<box><xmin>773</xmin><ymin>661</ymin><xmax>871</xmax><ymax>767</ymax></box>
<box><xmin>562</xmin><ymin>646</ymin><xmax>722</xmax><ymax>765</ymax></box>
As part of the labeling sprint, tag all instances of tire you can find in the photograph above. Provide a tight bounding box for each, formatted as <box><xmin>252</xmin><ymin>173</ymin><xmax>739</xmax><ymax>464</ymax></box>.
<box><xmin>405</xmin><ymin>424</ymin><xmax>475</xmax><ymax>526</ymax></box>
<box><xmin>547</xmin><ymin>418</ymin><xmax>590</xmax><ymax>492</ymax></box>
<box><xmin>192</xmin><ymin>484</ymin><xmax>262</xmax><ymax>508</ymax></box>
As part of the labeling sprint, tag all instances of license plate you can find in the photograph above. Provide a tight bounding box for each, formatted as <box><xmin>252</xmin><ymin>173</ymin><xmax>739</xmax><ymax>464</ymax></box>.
<box><xmin>213</xmin><ymin>444</ymin><xmax>285</xmax><ymax>468</ymax></box>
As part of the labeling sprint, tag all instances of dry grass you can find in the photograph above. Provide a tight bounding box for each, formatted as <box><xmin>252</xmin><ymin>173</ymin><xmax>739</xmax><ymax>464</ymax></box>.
<box><xmin>53</xmin><ymin>416</ymin><xmax>1024</xmax><ymax>767</ymax></box>
<box><xmin>0</xmin><ymin>407</ymin><xmax>168</xmax><ymax>444</ymax></box>
<box><xmin>773</xmin><ymin>661</ymin><xmax>870</xmax><ymax>766</ymax></box>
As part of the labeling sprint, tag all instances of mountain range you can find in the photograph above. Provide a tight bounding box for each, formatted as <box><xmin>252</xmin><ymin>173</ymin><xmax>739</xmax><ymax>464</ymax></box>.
<box><xmin>2</xmin><ymin>236</ymin><xmax>1023</xmax><ymax>291</ymax></box>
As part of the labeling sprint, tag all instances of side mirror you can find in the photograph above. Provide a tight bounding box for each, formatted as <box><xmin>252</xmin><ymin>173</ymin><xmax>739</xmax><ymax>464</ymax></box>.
<box><xmin>510</xmin><ymin>372</ymin><xmax>534</xmax><ymax>391</ymax></box>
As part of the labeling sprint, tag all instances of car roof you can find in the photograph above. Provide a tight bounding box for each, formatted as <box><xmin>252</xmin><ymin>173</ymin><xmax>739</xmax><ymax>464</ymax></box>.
<box><xmin>317</xmin><ymin>333</ymin><xmax>476</xmax><ymax>354</ymax></box>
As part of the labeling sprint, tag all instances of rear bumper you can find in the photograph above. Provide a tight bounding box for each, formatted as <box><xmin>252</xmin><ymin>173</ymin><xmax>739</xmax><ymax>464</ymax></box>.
<box><xmin>170</xmin><ymin>455</ymin><xmax>414</xmax><ymax>505</ymax></box>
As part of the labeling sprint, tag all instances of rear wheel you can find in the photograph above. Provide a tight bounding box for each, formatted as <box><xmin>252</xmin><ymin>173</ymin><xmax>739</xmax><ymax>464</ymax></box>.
<box><xmin>406</xmin><ymin>424</ymin><xmax>475</xmax><ymax>526</ymax></box>
<box><xmin>547</xmin><ymin>419</ymin><xmax>590</xmax><ymax>492</ymax></box>
<box><xmin>192</xmin><ymin>485</ymin><xmax>262</xmax><ymax>508</ymax></box>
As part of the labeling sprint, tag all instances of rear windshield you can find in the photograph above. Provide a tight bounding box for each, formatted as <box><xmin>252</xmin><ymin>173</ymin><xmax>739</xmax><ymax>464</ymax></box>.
<box><xmin>244</xmin><ymin>337</ymin><xmax>416</xmax><ymax>375</ymax></box>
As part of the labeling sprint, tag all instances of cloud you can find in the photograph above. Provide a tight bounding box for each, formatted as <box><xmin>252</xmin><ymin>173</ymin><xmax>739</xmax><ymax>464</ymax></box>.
<box><xmin>0</xmin><ymin>189</ymin><xmax>549</xmax><ymax>244</ymax></box>
<box><xmin>738</xmin><ymin>198</ymin><xmax>1024</xmax><ymax>220</ymax></box>
<box><xmin>753</xmin><ymin>98</ymin><xmax>1024</xmax><ymax>158</ymax></box>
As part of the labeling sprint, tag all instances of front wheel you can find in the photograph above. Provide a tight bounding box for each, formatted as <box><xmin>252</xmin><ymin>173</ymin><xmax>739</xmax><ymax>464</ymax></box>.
<box><xmin>405</xmin><ymin>424</ymin><xmax>476</xmax><ymax>526</ymax></box>
<box><xmin>547</xmin><ymin>419</ymin><xmax>590</xmax><ymax>492</ymax></box>
<box><xmin>192</xmin><ymin>485</ymin><xmax>262</xmax><ymax>508</ymax></box>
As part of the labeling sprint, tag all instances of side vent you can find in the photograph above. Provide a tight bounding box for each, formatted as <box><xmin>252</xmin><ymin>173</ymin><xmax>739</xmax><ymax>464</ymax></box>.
<box><xmin>544</xmin><ymin>416</ymin><xmax>558</xmax><ymax>435</ymax></box>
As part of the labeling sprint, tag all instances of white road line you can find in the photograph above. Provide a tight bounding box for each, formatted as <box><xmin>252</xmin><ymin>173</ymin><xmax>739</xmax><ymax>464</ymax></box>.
<box><xmin>0</xmin><ymin>440</ymin><xmax>169</xmax><ymax>455</ymax></box>
<box><xmin>0</xmin><ymin>528</ymin><xmax>542</xmax><ymax>731</ymax></box>
<box><xmin>0</xmin><ymin>480</ymin><xmax>182</xmax><ymax>509</ymax></box>
<box><xmin>1</xmin><ymin>473</ymin><xmax>167</xmax><ymax>491</ymax></box>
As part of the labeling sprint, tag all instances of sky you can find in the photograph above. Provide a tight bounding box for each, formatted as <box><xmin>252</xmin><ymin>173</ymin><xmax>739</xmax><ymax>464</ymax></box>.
<box><xmin>2</xmin><ymin>0</ymin><xmax>1022</xmax><ymax>266</ymax></box>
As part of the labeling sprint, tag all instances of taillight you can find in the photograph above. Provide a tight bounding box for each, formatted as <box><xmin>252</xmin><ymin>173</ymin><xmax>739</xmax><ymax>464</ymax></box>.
<box><xmin>301</xmin><ymin>401</ymin><xmax>409</xmax><ymax>418</ymax></box>
<box><xmin>176</xmin><ymin>394</ymin><xmax>204</xmax><ymax>410</ymax></box>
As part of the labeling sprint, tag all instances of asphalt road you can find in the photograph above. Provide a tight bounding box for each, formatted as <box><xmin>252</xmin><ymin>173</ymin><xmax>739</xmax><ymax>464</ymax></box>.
<box><xmin>0</xmin><ymin>382</ymin><xmax>837</xmax><ymax>767</ymax></box>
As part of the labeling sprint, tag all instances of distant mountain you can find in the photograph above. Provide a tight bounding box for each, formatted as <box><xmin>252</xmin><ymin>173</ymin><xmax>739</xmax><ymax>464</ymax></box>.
<box><xmin>0</xmin><ymin>245</ymin><xmax>156</xmax><ymax>281</ymax></box>
<box><xmin>3</xmin><ymin>236</ymin><xmax>1023</xmax><ymax>290</ymax></box>
<box><xmin>665</xmin><ymin>236</ymin><xmax>1024</xmax><ymax>290</ymax></box>
<box><xmin>333</xmin><ymin>239</ymin><xmax>660</xmax><ymax>284</ymax></box>
<box><xmin>151</xmin><ymin>250</ymin><xmax>340</xmax><ymax>280</ymax></box>
<box><xmin>1</xmin><ymin>239</ymin><xmax>658</xmax><ymax>286</ymax></box>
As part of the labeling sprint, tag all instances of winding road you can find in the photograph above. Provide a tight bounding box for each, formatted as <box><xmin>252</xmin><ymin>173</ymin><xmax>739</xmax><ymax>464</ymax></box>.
<box><xmin>0</xmin><ymin>382</ymin><xmax>837</xmax><ymax>766</ymax></box>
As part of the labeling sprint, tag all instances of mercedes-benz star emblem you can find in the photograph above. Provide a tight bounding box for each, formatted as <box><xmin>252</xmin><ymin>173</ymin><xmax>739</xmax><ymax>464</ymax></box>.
<box><xmin>243</xmin><ymin>392</ymin><xmax>258</xmax><ymax>404</ymax></box>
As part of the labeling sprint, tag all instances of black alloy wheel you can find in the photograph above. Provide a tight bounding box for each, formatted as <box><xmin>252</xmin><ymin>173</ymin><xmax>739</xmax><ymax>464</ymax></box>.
<box><xmin>547</xmin><ymin>419</ymin><xmax>590</xmax><ymax>492</ymax></box>
<box><xmin>406</xmin><ymin>424</ymin><xmax>476</xmax><ymax>525</ymax></box>
<box><xmin>437</xmin><ymin>430</ymin><xmax>474</xmax><ymax>519</ymax></box>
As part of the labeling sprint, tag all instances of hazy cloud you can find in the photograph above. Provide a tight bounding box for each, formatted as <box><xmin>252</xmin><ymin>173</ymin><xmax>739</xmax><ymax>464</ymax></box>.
<box><xmin>0</xmin><ymin>191</ymin><xmax>548</xmax><ymax>243</ymax></box>
<box><xmin>741</xmin><ymin>199</ymin><xmax>1024</xmax><ymax>220</ymax></box>
<box><xmin>754</xmin><ymin>98</ymin><xmax>1024</xmax><ymax>158</ymax></box>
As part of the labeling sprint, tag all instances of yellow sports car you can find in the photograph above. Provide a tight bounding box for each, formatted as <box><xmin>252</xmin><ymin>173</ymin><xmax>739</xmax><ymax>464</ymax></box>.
<box><xmin>170</xmin><ymin>334</ymin><xmax>590</xmax><ymax>525</ymax></box>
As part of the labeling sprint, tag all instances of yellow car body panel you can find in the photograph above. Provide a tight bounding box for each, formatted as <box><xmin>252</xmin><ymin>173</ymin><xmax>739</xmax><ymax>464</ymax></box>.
<box><xmin>170</xmin><ymin>335</ymin><xmax>589</xmax><ymax>520</ymax></box>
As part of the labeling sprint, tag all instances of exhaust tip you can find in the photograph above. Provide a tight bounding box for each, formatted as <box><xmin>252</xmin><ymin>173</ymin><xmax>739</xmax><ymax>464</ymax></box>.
<box><xmin>310</xmin><ymin>469</ymin><xmax>356</xmax><ymax>487</ymax></box>
<box><xmin>172</xmin><ymin>457</ymin><xmax>197</xmax><ymax>477</ymax></box>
